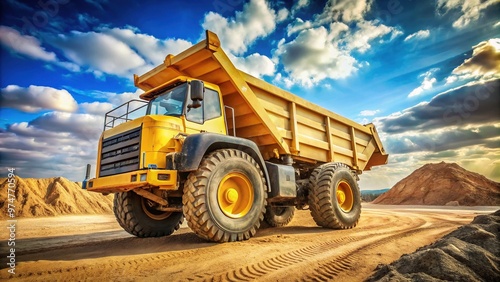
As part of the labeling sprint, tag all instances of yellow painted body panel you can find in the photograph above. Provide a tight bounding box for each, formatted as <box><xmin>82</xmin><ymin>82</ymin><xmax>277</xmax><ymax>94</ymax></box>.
<box><xmin>87</xmin><ymin>169</ymin><xmax>178</xmax><ymax>193</ymax></box>
<box><xmin>134</xmin><ymin>31</ymin><xmax>388</xmax><ymax>171</ymax></box>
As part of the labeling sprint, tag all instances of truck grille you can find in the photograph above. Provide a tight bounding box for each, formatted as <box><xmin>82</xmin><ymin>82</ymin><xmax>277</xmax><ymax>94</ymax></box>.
<box><xmin>99</xmin><ymin>127</ymin><xmax>141</xmax><ymax>177</ymax></box>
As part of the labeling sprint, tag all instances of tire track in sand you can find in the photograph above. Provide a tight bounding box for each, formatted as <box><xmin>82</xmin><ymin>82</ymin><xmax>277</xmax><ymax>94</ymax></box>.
<box><xmin>191</xmin><ymin>216</ymin><xmax>428</xmax><ymax>281</ymax></box>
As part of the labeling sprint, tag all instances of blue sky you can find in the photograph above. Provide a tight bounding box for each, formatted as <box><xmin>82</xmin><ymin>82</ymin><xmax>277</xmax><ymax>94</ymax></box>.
<box><xmin>0</xmin><ymin>0</ymin><xmax>499</xmax><ymax>190</ymax></box>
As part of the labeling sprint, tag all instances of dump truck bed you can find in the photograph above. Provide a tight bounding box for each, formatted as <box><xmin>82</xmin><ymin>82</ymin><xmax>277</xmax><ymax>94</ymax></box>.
<box><xmin>134</xmin><ymin>31</ymin><xmax>388</xmax><ymax>171</ymax></box>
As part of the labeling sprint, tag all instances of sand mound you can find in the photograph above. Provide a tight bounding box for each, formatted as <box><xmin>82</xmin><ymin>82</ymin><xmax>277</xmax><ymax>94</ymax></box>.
<box><xmin>366</xmin><ymin>210</ymin><xmax>500</xmax><ymax>281</ymax></box>
<box><xmin>0</xmin><ymin>176</ymin><xmax>113</xmax><ymax>219</ymax></box>
<box><xmin>373</xmin><ymin>162</ymin><xmax>500</xmax><ymax>206</ymax></box>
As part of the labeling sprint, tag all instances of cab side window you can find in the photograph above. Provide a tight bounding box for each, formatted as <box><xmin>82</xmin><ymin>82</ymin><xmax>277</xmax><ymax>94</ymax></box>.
<box><xmin>204</xmin><ymin>89</ymin><xmax>222</xmax><ymax>121</ymax></box>
<box><xmin>186</xmin><ymin>87</ymin><xmax>221</xmax><ymax>124</ymax></box>
<box><xmin>186</xmin><ymin>102</ymin><xmax>203</xmax><ymax>123</ymax></box>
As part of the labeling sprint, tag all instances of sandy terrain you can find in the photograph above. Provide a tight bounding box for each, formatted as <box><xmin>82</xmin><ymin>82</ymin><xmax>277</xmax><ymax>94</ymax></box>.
<box><xmin>1</xmin><ymin>204</ymin><xmax>497</xmax><ymax>281</ymax></box>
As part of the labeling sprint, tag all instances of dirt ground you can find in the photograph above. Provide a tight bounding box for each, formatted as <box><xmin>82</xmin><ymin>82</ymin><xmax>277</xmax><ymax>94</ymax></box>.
<box><xmin>1</xmin><ymin>204</ymin><xmax>497</xmax><ymax>281</ymax></box>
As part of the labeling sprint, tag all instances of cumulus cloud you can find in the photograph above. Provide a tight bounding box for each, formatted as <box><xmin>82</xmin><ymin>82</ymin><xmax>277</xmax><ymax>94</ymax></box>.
<box><xmin>49</xmin><ymin>31</ymin><xmax>147</xmax><ymax>77</ymax></box>
<box><xmin>316</xmin><ymin>0</ymin><xmax>372</xmax><ymax>24</ymax></box>
<box><xmin>29</xmin><ymin>112</ymin><xmax>103</xmax><ymax>140</ymax></box>
<box><xmin>0</xmin><ymin>25</ymin><xmax>192</xmax><ymax>78</ymax></box>
<box><xmin>102</xmin><ymin>27</ymin><xmax>192</xmax><ymax>66</ymax></box>
<box><xmin>437</xmin><ymin>0</ymin><xmax>498</xmax><ymax>29</ymax></box>
<box><xmin>291</xmin><ymin>0</ymin><xmax>310</xmax><ymax>16</ymax></box>
<box><xmin>106</xmin><ymin>89</ymin><xmax>143</xmax><ymax>106</ymax></box>
<box><xmin>276</xmin><ymin>8</ymin><xmax>289</xmax><ymax>22</ymax></box>
<box><xmin>364</xmin><ymin>79</ymin><xmax>500</xmax><ymax>188</ymax></box>
<box><xmin>274</xmin><ymin>26</ymin><xmax>358</xmax><ymax>87</ymax></box>
<box><xmin>383</xmin><ymin>125</ymin><xmax>500</xmax><ymax>154</ymax></box>
<box><xmin>199</xmin><ymin>0</ymin><xmax>280</xmax><ymax>78</ymax></box>
<box><xmin>275</xmin><ymin>0</ymin><xmax>401</xmax><ymax>87</ymax></box>
<box><xmin>229</xmin><ymin>52</ymin><xmax>275</xmax><ymax>78</ymax></box>
<box><xmin>380</xmin><ymin>79</ymin><xmax>500</xmax><ymax>134</ymax></box>
<box><xmin>452</xmin><ymin>38</ymin><xmax>500</xmax><ymax>78</ymax></box>
<box><xmin>79</xmin><ymin>101</ymin><xmax>114</xmax><ymax>116</ymax></box>
<box><xmin>407</xmin><ymin>69</ymin><xmax>439</xmax><ymax>98</ymax></box>
<box><xmin>0</xmin><ymin>25</ymin><xmax>56</xmax><ymax>61</ymax></box>
<box><xmin>0</xmin><ymin>85</ymin><xmax>150</xmax><ymax>180</ymax></box>
<box><xmin>201</xmin><ymin>0</ymin><xmax>278</xmax><ymax>55</ymax></box>
<box><xmin>344</xmin><ymin>20</ymin><xmax>399</xmax><ymax>53</ymax></box>
<box><xmin>0</xmin><ymin>120</ymin><xmax>100</xmax><ymax>179</ymax></box>
<box><xmin>404</xmin><ymin>29</ymin><xmax>430</xmax><ymax>42</ymax></box>
<box><xmin>1</xmin><ymin>85</ymin><xmax>78</xmax><ymax>113</ymax></box>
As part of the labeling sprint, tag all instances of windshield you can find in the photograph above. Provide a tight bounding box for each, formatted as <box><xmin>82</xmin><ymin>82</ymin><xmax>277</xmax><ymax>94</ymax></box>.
<box><xmin>147</xmin><ymin>83</ymin><xmax>187</xmax><ymax>116</ymax></box>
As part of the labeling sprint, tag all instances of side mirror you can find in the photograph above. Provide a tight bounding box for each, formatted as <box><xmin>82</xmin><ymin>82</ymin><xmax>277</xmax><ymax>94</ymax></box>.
<box><xmin>189</xmin><ymin>80</ymin><xmax>204</xmax><ymax>109</ymax></box>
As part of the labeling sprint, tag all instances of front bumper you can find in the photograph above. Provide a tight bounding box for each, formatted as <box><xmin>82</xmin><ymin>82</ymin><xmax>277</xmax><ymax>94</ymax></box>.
<box><xmin>84</xmin><ymin>169</ymin><xmax>178</xmax><ymax>193</ymax></box>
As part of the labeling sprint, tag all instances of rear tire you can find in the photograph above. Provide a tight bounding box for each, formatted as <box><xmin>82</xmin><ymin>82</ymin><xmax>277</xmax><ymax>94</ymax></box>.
<box><xmin>308</xmin><ymin>163</ymin><xmax>361</xmax><ymax>229</ymax></box>
<box><xmin>265</xmin><ymin>206</ymin><xmax>295</xmax><ymax>227</ymax></box>
<box><xmin>113</xmin><ymin>191</ymin><xmax>183</xmax><ymax>237</ymax></box>
<box><xmin>182</xmin><ymin>149</ymin><xmax>267</xmax><ymax>242</ymax></box>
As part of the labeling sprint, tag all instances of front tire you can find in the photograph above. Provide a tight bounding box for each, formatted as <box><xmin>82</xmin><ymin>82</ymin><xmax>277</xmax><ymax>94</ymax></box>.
<box><xmin>113</xmin><ymin>191</ymin><xmax>183</xmax><ymax>237</ymax></box>
<box><xmin>182</xmin><ymin>149</ymin><xmax>267</xmax><ymax>242</ymax></box>
<box><xmin>308</xmin><ymin>163</ymin><xmax>361</xmax><ymax>229</ymax></box>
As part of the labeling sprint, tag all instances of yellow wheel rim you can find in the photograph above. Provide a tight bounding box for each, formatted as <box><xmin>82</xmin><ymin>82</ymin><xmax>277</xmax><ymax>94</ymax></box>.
<box><xmin>141</xmin><ymin>198</ymin><xmax>171</xmax><ymax>220</ymax></box>
<box><xmin>217</xmin><ymin>172</ymin><xmax>254</xmax><ymax>218</ymax></box>
<box><xmin>336</xmin><ymin>181</ymin><xmax>354</xmax><ymax>212</ymax></box>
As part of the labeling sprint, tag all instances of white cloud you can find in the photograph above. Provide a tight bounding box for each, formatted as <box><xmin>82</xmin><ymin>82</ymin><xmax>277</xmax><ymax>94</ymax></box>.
<box><xmin>102</xmin><ymin>27</ymin><xmax>192</xmax><ymax>65</ymax></box>
<box><xmin>344</xmin><ymin>20</ymin><xmax>400</xmax><ymax>53</ymax></box>
<box><xmin>229</xmin><ymin>52</ymin><xmax>275</xmax><ymax>78</ymax></box>
<box><xmin>452</xmin><ymin>38</ymin><xmax>500</xmax><ymax>78</ymax></box>
<box><xmin>276</xmin><ymin>8</ymin><xmax>289</xmax><ymax>22</ymax></box>
<box><xmin>291</xmin><ymin>0</ymin><xmax>310</xmax><ymax>15</ymax></box>
<box><xmin>80</xmin><ymin>101</ymin><xmax>114</xmax><ymax>116</ymax></box>
<box><xmin>199</xmin><ymin>0</ymin><xmax>279</xmax><ymax>78</ymax></box>
<box><xmin>29</xmin><ymin>111</ymin><xmax>103</xmax><ymax>140</ymax></box>
<box><xmin>276</xmin><ymin>6</ymin><xmax>401</xmax><ymax>87</ymax></box>
<box><xmin>407</xmin><ymin>69</ymin><xmax>439</xmax><ymax>98</ymax></box>
<box><xmin>1</xmin><ymin>118</ymin><xmax>101</xmax><ymax>180</ymax></box>
<box><xmin>437</xmin><ymin>0</ymin><xmax>498</xmax><ymax>29</ymax></box>
<box><xmin>0</xmin><ymin>25</ymin><xmax>56</xmax><ymax>61</ymax></box>
<box><xmin>34</xmin><ymin>26</ymin><xmax>194</xmax><ymax>78</ymax></box>
<box><xmin>316</xmin><ymin>0</ymin><xmax>372</xmax><ymax>24</ymax></box>
<box><xmin>49</xmin><ymin>31</ymin><xmax>147</xmax><ymax>77</ymax></box>
<box><xmin>0</xmin><ymin>86</ymin><xmax>153</xmax><ymax>181</ymax></box>
<box><xmin>404</xmin><ymin>29</ymin><xmax>430</xmax><ymax>42</ymax></box>
<box><xmin>273</xmin><ymin>73</ymin><xmax>295</xmax><ymax>89</ymax></box>
<box><xmin>276</xmin><ymin>0</ymin><xmax>402</xmax><ymax>87</ymax></box>
<box><xmin>106</xmin><ymin>89</ymin><xmax>143</xmax><ymax>106</ymax></box>
<box><xmin>274</xmin><ymin>26</ymin><xmax>358</xmax><ymax>87</ymax></box>
<box><xmin>360</xmin><ymin>109</ymin><xmax>380</xmax><ymax>116</ymax></box>
<box><xmin>201</xmin><ymin>0</ymin><xmax>278</xmax><ymax>55</ymax></box>
<box><xmin>1</xmin><ymin>85</ymin><xmax>78</xmax><ymax>113</ymax></box>
<box><xmin>286</xmin><ymin>0</ymin><xmax>376</xmax><ymax>36</ymax></box>
<box><xmin>287</xmin><ymin>18</ymin><xmax>314</xmax><ymax>36</ymax></box>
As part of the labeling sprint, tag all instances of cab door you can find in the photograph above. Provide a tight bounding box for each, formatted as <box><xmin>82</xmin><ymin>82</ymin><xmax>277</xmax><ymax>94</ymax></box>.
<box><xmin>184</xmin><ymin>87</ymin><xmax>226</xmax><ymax>135</ymax></box>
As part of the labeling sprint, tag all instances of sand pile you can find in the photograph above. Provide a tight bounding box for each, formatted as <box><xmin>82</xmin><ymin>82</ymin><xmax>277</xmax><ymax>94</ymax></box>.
<box><xmin>367</xmin><ymin>210</ymin><xmax>500</xmax><ymax>281</ymax></box>
<box><xmin>0</xmin><ymin>176</ymin><xmax>113</xmax><ymax>219</ymax></box>
<box><xmin>373</xmin><ymin>162</ymin><xmax>500</xmax><ymax>206</ymax></box>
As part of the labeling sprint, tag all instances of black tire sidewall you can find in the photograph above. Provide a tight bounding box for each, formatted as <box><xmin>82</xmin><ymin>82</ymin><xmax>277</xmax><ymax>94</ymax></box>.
<box><xmin>331</xmin><ymin>170</ymin><xmax>361</xmax><ymax>226</ymax></box>
<box><xmin>265</xmin><ymin>206</ymin><xmax>295</xmax><ymax>226</ymax></box>
<box><xmin>206</xmin><ymin>156</ymin><xmax>266</xmax><ymax>233</ymax></box>
<box><xmin>127</xmin><ymin>191</ymin><xmax>183</xmax><ymax>235</ymax></box>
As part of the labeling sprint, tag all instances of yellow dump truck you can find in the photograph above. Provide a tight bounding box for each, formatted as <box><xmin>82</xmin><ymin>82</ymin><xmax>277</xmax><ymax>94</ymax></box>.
<box><xmin>83</xmin><ymin>31</ymin><xmax>388</xmax><ymax>242</ymax></box>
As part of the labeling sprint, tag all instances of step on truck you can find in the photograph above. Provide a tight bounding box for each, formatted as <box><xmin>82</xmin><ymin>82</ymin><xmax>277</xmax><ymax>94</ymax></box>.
<box><xmin>83</xmin><ymin>31</ymin><xmax>388</xmax><ymax>242</ymax></box>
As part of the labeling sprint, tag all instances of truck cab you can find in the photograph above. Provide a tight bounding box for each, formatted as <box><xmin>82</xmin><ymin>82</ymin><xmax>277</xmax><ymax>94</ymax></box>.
<box><xmin>85</xmin><ymin>77</ymin><xmax>227</xmax><ymax>192</ymax></box>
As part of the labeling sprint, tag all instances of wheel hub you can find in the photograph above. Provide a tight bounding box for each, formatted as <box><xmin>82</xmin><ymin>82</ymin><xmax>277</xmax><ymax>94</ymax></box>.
<box><xmin>225</xmin><ymin>188</ymin><xmax>239</xmax><ymax>203</ymax></box>
<box><xmin>336</xmin><ymin>190</ymin><xmax>346</xmax><ymax>205</ymax></box>
<box><xmin>217</xmin><ymin>172</ymin><xmax>254</xmax><ymax>218</ymax></box>
<box><xmin>336</xmin><ymin>181</ymin><xmax>354</xmax><ymax>212</ymax></box>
